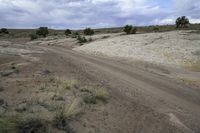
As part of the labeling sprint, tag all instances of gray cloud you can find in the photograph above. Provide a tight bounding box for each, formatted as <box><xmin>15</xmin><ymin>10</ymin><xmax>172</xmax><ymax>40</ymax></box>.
<box><xmin>0</xmin><ymin>0</ymin><xmax>199</xmax><ymax>29</ymax></box>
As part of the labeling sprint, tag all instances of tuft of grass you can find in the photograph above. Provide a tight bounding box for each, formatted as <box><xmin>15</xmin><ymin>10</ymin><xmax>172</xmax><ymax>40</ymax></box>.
<box><xmin>95</xmin><ymin>89</ymin><xmax>109</xmax><ymax>103</ymax></box>
<box><xmin>188</xmin><ymin>64</ymin><xmax>200</xmax><ymax>72</ymax></box>
<box><xmin>83</xmin><ymin>94</ymin><xmax>97</xmax><ymax>104</ymax></box>
<box><xmin>81</xmin><ymin>87</ymin><xmax>109</xmax><ymax>104</ymax></box>
<box><xmin>52</xmin><ymin>110</ymin><xmax>75</xmax><ymax>133</ymax></box>
<box><xmin>178</xmin><ymin>77</ymin><xmax>200</xmax><ymax>87</ymax></box>
<box><xmin>53</xmin><ymin>99</ymin><xmax>80</xmax><ymax>132</ymax></box>
<box><xmin>56</xmin><ymin>78</ymin><xmax>78</xmax><ymax>90</ymax></box>
<box><xmin>182</xmin><ymin>62</ymin><xmax>200</xmax><ymax>72</ymax></box>
<box><xmin>0</xmin><ymin>116</ymin><xmax>18</xmax><ymax>133</ymax></box>
<box><xmin>38</xmin><ymin>84</ymin><xmax>47</xmax><ymax>92</ymax></box>
<box><xmin>0</xmin><ymin>116</ymin><xmax>47</xmax><ymax>133</ymax></box>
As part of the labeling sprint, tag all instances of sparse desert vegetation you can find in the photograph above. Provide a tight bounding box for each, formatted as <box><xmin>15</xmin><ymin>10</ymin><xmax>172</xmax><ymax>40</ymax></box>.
<box><xmin>0</xmin><ymin>28</ymin><xmax>9</xmax><ymax>34</ymax></box>
<box><xmin>124</xmin><ymin>25</ymin><xmax>137</xmax><ymax>34</ymax></box>
<box><xmin>30</xmin><ymin>33</ymin><xmax>38</xmax><ymax>40</ymax></box>
<box><xmin>65</xmin><ymin>29</ymin><xmax>72</xmax><ymax>36</ymax></box>
<box><xmin>81</xmin><ymin>87</ymin><xmax>109</xmax><ymax>104</ymax></box>
<box><xmin>83</xmin><ymin>28</ymin><xmax>94</xmax><ymax>35</ymax></box>
<box><xmin>176</xmin><ymin>16</ymin><xmax>190</xmax><ymax>28</ymax></box>
<box><xmin>36</xmin><ymin>27</ymin><xmax>49</xmax><ymax>37</ymax></box>
<box><xmin>77</xmin><ymin>35</ymin><xmax>87</xmax><ymax>43</ymax></box>
<box><xmin>0</xmin><ymin>18</ymin><xmax>200</xmax><ymax>133</ymax></box>
<box><xmin>0</xmin><ymin>71</ymin><xmax>109</xmax><ymax>132</ymax></box>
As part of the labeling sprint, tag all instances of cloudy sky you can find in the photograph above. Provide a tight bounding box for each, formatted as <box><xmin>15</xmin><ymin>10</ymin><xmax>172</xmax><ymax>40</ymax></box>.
<box><xmin>0</xmin><ymin>0</ymin><xmax>200</xmax><ymax>29</ymax></box>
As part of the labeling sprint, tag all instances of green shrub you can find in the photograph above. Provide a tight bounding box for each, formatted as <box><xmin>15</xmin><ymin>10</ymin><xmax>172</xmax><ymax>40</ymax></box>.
<box><xmin>30</xmin><ymin>34</ymin><xmax>38</xmax><ymax>40</ymax></box>
<box><xmin>124</xmin><ymin>25</ymin><xmax>137</xmax><ymax>34</ymax></box>
<box><xmin>131</xmin><ymin>27</ymin><xmax>137</xmax><ymax>34</ymax></box>
<box><xmin>83</xmin><ymin>28</ymin><xmax>94</xmax><ymax>35</ymax></box>
<box><xmin>65</xmin><ymin>29</ymin><xmax>72</xmax><ymax>36</ymax></box>
<box><xmin>176</xmin><ymin>16</ymin><xmax>190</xmax><ymax>28</ymax></box>
<box><xmin>153</xmin><ymin>27</ymin><xmax>159</xmax><ymax>32</ymax></box>
<box><xmin>1</xmin><ymin>28</ymin><xmax>9</xmax><ymax>34</ymax></box>
<box><xmin>77</xmin><ymin>35</ymin><xmax>87</xmax><ymax>43</ymax></box>
<box><xmin>36</xmin><ymin>27</ymin><xmax>49</xmax><ymax>37</ymax></box>
<box><xmin>71</xmin><ymin>32</ymin><xmax>79</xmax><ymax>38</ymax></box>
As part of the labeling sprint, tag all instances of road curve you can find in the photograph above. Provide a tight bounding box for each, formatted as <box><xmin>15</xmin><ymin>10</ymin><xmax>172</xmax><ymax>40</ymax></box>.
<box><xmin>43</xmin><ymin>46</ymin><xmax>200</xmax><ymax>133</ymax></box>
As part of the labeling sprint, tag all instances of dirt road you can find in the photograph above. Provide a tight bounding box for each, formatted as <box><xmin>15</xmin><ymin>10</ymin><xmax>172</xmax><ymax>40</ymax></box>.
<box><xmin>42</xmin><ymin>46</ymin><xmax>200</xmax><ymax>133</ymax></box>
<box><xmin>1</xmin><ymin>38</ymin><xmax>200</xmax><ymax>132</ymax></box>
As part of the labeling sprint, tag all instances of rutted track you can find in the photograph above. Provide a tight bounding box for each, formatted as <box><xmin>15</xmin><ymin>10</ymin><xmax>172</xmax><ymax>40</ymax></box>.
<box><xmin>42</xmin><ymin>46</ymin><xmax>200</xmax><ymax>133</ymax></box>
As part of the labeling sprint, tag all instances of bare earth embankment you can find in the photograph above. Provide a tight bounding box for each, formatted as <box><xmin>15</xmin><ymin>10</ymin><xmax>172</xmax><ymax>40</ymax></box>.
<box><xmin>75</xmin><ymin>30</ymin><xmax>200</xmax><ymax>87</ymax></box>
<box><xmin>0</xmin><ymin>30</ymin><xmax>200</xmax><ymax>133</ymax></box>
<box><xmin>75</xmin><ymin>31</ymin><xmax>200</xmax><ymax>69</ymax></box>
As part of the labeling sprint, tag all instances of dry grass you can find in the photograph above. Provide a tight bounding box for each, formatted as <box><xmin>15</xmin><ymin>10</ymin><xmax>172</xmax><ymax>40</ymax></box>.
<box><xmin>0</xmin><ymin>116</ymin><xmax>47</xmax><ymax>133</ymax></box>
<box><xmin>81</xmin><ymin>87</ymin><xmax>109</xmax><ymax>104</ymax></box>
<box><xmin>187</xmin><ymin>64</ymin><xmax>200</xmax><ymax>72</ymax></box>
<box><xmin>179</xmin><ymin>77</ymin><xmax>200</xmax><ymax>87</ymax></box>
<box><xmin>1</xmin><ymin>76</ymin><xmax>109</xmax><ymax>133</ymax></box>
<box><xmin>52</xmin><ymin>99</ymin><xmax>80</xmax><ymax>133</ymax></box>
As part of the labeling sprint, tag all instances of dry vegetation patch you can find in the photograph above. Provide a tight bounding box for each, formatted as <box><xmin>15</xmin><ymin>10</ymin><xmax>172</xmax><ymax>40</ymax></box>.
<box><xmin>0</xmin><ymin>75</ymin><xmax>109</xmax><ymax>132</ymax></box>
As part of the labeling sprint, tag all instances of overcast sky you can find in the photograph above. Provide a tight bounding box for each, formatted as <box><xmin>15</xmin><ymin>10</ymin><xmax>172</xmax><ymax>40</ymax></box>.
<box><xmin>0</xmin><ymin>0</ymin><xmax>200</xmax><ymax>29</ymax></box>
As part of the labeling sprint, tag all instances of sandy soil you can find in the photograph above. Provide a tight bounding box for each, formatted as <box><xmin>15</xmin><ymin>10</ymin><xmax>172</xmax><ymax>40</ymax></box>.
<box><xmin>0</xmin><ymin>31</ymin><xmax>200</xmax><ymax>133</ymax></box>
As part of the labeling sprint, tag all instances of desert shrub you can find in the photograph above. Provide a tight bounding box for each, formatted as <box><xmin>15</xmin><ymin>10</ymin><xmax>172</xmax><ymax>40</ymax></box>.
<box><xmin>65</xmin><ymin>29</ymin><xmax>72</xmax><ymax>36</ymax></box>
<box><xmin>153</xmin><ymin>27</ymin><xmax>159</xmax><ymax>32</ymax></box>
<box><xmin>71</xmin><ymin>32</ymin><xmax>79</xmax><ymax>38</ymax></box>
<box><xmin>124</xmin><ymin>25</ymin><xmax>137</xmax><ymax>34</ymax></box>
<box><xmin>29</xmin><ymin>33</ymin><xmax>38</xmax><ymax>40</ymax></box>
<box><xmin>83</xmin><ymin>94</ymin><xmax>97</xmax><ymax>104</ymax></box>
<box><xmin>1</xmin><ymin>28</ymin><xmax>9</xmax><ymax>34</ymax></box>
<box><xmin>36</xmin><ymin>27</ymin><xmax>49</xmax><ymax>37</ymax></box>
<box><xmin>131</xmin><ymin>27</ymin><xmax>137</xmax><ymax>34</ymax></box>
<box><xmin>176</xmin><ymin>16</ymin><xmax>190</xmax><ymax>28</ymax></box>
<box><xmin>77</xmin><ymin>35</ymin><xmax>87</xmax><ymax>43</ymax></box>
<box><xmin>75</xmin><ymin>32</ymin><xmax>79</xmax><ymax>35</ymax></box>
<box><xmin>0</xmin><ymin>117</ymin><xmax>47</xmax><ymax>133</ymax></box>
<box><xmin>16</xmin><ymin>118</ymin><xmax>47</xmax><ymax>133</ymax></box>
<box><xmin>81</xmin><ymin>87</ymin><xmax>109</xmax><ymax>104</ymax></box>
<box><xmin>83</xmin><ymin>28</ymin><xmax>94</xmax><ymax>35</ymax></box>
<box><xmin>53</xmin><ymin>111</ymin><xmax>75</xmax><ymax>133</ymax></box>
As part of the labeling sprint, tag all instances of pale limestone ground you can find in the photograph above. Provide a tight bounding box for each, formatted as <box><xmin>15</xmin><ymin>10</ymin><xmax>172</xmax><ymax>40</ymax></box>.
<box><xmin>74</xmin><ymin>31</ymin><xmax>200</xmax><ymax>69</ymax></box>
